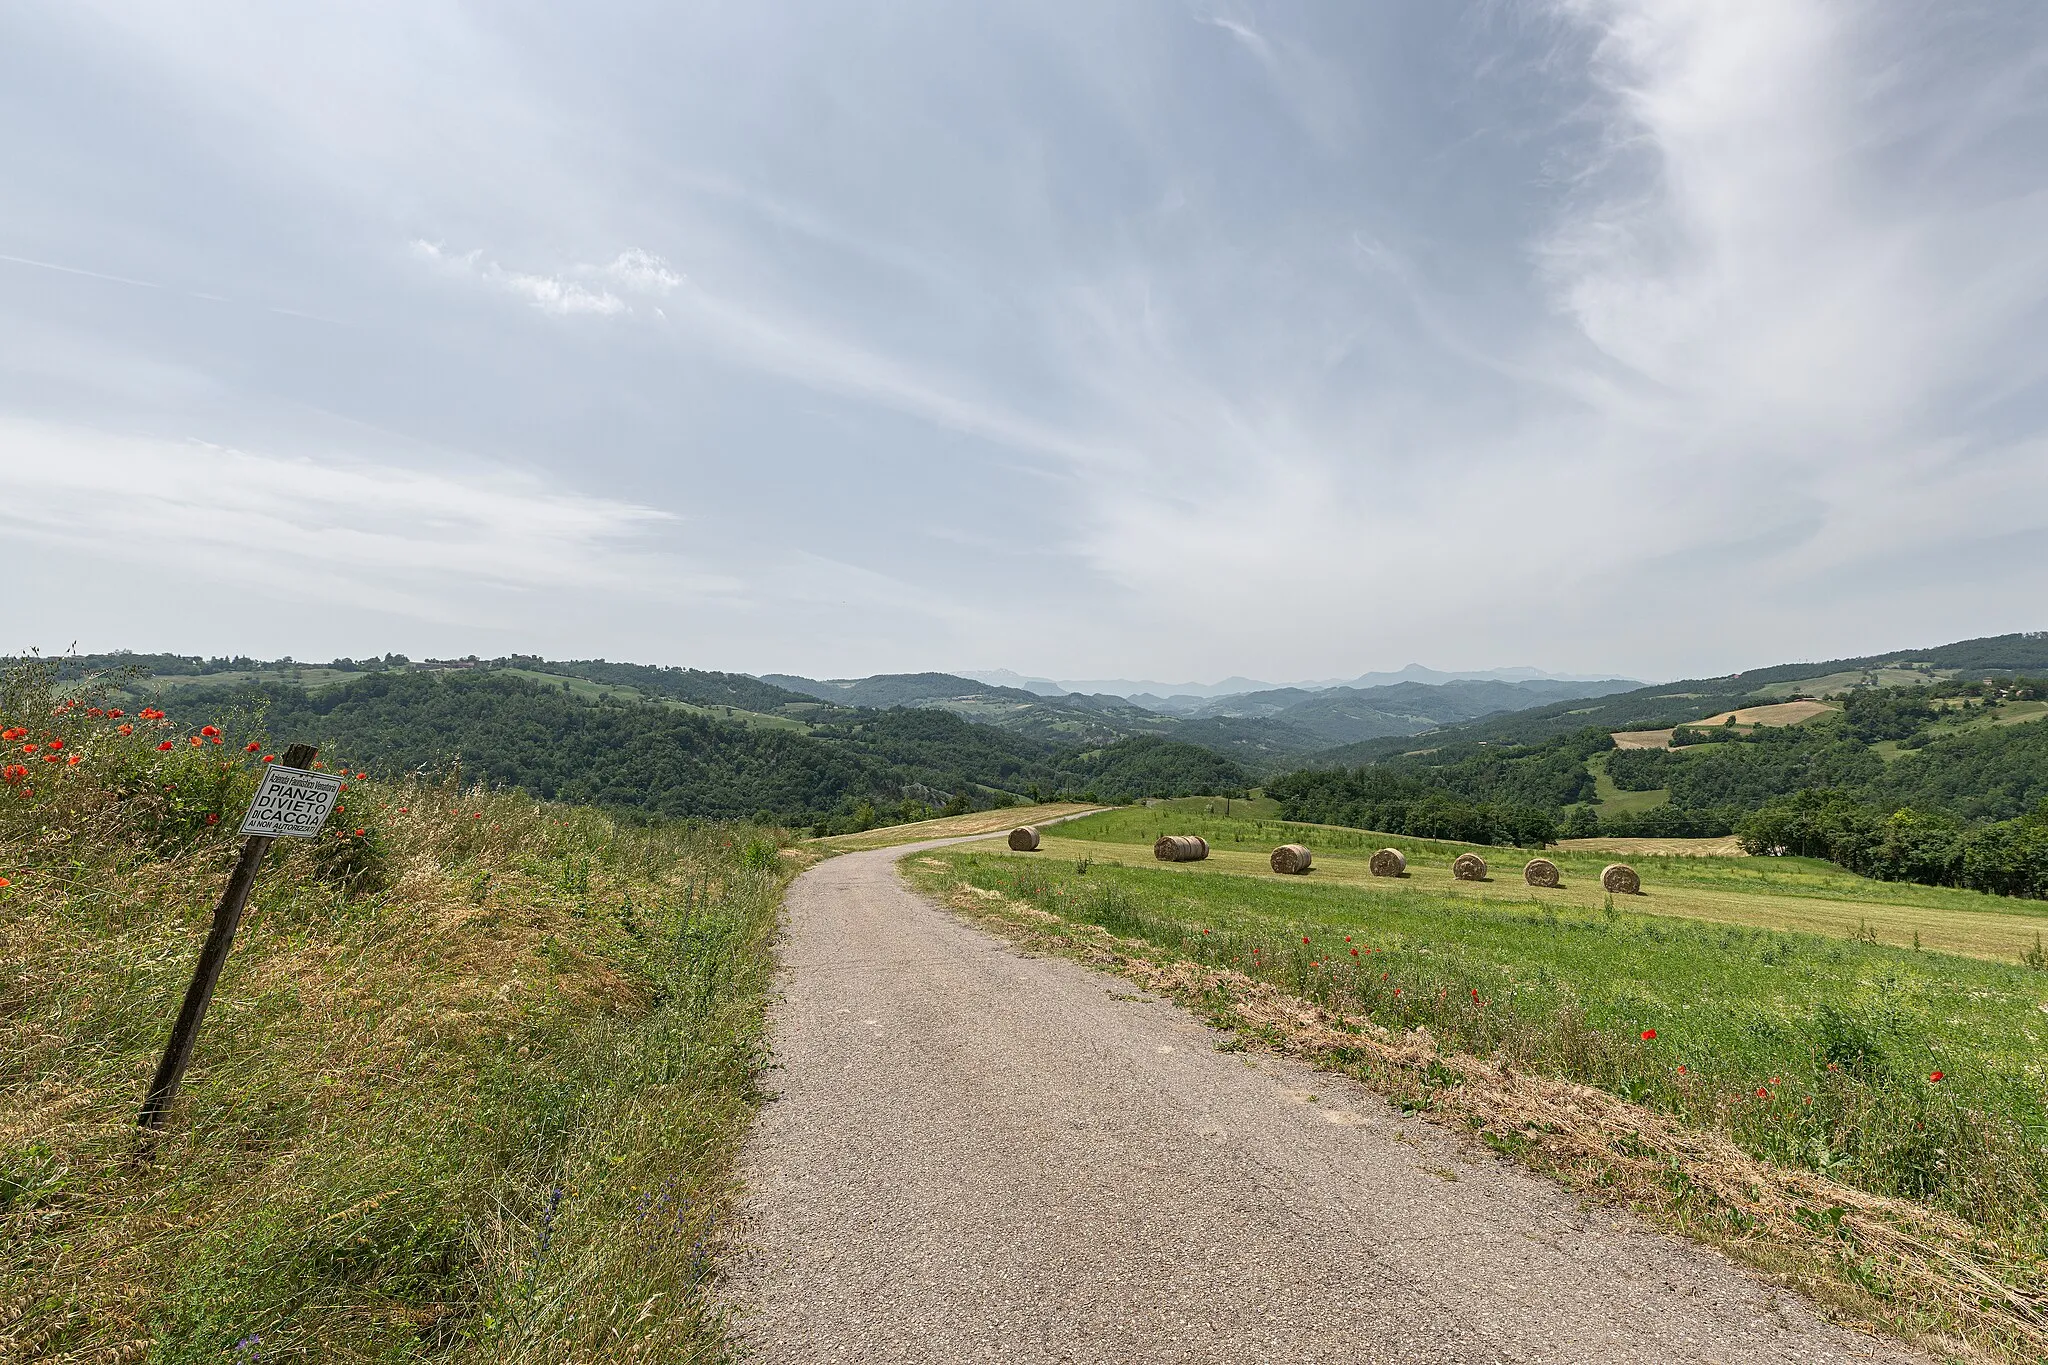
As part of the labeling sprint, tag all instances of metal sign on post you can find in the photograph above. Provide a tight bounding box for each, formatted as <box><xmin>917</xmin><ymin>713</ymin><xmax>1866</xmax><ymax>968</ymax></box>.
<box><xmin>140</xmin><ymin>744</ymin><xmax>330</xmax><ymax>1130</ymax></box>
<box><xmin>239</xmin><ymin>762</ymin><xmax>344</xmax><ymax>838</ymax></box>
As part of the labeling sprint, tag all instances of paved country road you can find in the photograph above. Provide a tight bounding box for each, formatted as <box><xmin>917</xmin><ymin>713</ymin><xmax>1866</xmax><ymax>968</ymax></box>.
<box><xmin>729</xmin><ymin>839</ymin><xmax>1926</xmax><ymax>1364</ymax></box>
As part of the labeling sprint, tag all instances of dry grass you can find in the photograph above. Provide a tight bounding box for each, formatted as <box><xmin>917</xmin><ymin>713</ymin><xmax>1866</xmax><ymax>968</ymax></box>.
<box><xmin>1</xmin><ymin>738</ymin><xmax>784</xmax><ymax>1362</ymax></box>
<box><xmin>1556</xmin><ymin>836</ymin><xmax>1748</xmax><ymax>857</ymax></box>
<box><xmin>1692</xmin><ymin>701</ymin><xmax>1841</xmax><ymax>728</ymax></box>
<box><xmin>1611</xmin><ymin>729</ymin><xmax>1677</xmax><ymax>750</ymax></box>
<box><xmin>928</xmin><ymin>877</ymin><xmax>2047</xmax><ymax>1363</ymax></box>
<box><xmin>803</xmin><ymin>803</ymin><xmax>1103</xmax><ymax>856</ymax></box>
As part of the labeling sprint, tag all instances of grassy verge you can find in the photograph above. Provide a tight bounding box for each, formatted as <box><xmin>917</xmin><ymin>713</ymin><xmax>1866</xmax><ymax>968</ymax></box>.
<box><xmin>1051</xmin><ymin>801</ymin><xmax>2048</xmax><ymax>962</ymax></box>
<box><xmin>1</xmin><ymin>666</ymin><xmax>787</xmax><ymax>1363</ymax></box>
<box><xmin>906</xmin><ymin>831</ymin><xmax>2048</xmax><ymax>1360</ymax></box>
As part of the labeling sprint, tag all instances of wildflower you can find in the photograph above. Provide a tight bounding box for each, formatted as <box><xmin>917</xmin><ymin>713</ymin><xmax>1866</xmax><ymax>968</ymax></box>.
<box><xmin>1929</xmin><ymin>1070</ymin><xmax>1944</xmax><ymax>1083</ymax></box>
<box><xmin>246</xmin><ymin>741</ymin><xmax>261</xmax><ymax>752</ymax></box>
<box><xmin>261</xmin><ymin>754</ymin><xmax>276</xmax><ymax>763</ymax></box>
<box><xmin>473</xmin><ymin>812</ymin><xmax>482</xmax><ymax>819</ymax></box>
<box><xmin>1394</xmin><ymin>987</ymin><xmax>1403</xmax><ymax>996</ymax></box>
<box><xmin>189</xmin><ymin>736</ymin><xmax>203</xmax><ymax>747</ymax></box>
<box><xmin>66</xmin><ymin>756</ymin><xmax>80</xmax><ymax>766</ymax></box>
<box><xmin>41</xmin><ymin>753</ymin><xmax>59</xmax><ymax>764</ymax></box>
<box><xmin>206</xmin><ymin>813</ymin><xmax>220</xmax><ymax>825</ymax></box>
<box><xmin>118</xmin><ymin>724</ymin><xmax>133</xmax><ymax>736</ymax></box>
<box><xmin>88</xmin><ymin>707</ymin><xmax>103</xmax><ymax>718</ymax></box>
<box><xmin>1677</xmin><ymin>1065</ymin><xmax>1687</xmax><ymax>1075</ymax></box>
<box><xmin>157</xmin><ymin>741</ymin><xmax>174</xmax><ymax>751</ymax></box>
<box><xmin>397</xmin><ymin>807</ymin><xmax>408</xmax><ymax>813</ymax></box>
<box><xmin>1472</xmin><ymin>988</ymin><xmax>1480</xmax><ymax>1001</ymax></box>
<box><xmin>354</xmin><ymin>828</ymin><xmax>365</xmax><ymax>837</ymax></box>
<box><xmin>355</xmin><ymin>772</ymin><xmax>366</xmax><ymax>780</ymax></box>
<box><xmin>0</xmin><ymin>878</ymin><xmax>9</xmax><ymax>889</ymax></box>
<box><xmin>107</xmin><ymin>709</ymin><xmax>122</xmax><ymax>719</ymax></box>
<box><xmin>20</xmin><ymin>744</ymin><xmax>36</xmax><ymax>754</ymax></box>
<box><xmin>1757</xmin><ymin>1087</ymin><xmax>1769</xmax><ymax>1099</ymax></box>
<box><xmin>211</xmin><ymin>736</ymin><xmax>223</xmax><ymax>745</ymax></box>
<box><xmin>1351</xmin><ymin>948</ymin><xmax>1358</xmax><ymax>956</ymax></box>
<box><xmin>1303</xmin><ymin>936</ymin><xmax>1311</xmax><ymax>944</ymax></box>
<box><xmin>1344</xmin><ymin>935</ymin><xmax>1351</xmax><ymax>942</ymax></box>
<box><xmin>201</xmin><ymin>725</ymin><xmax>220</xmax><ymax>737</ymax></box>
<box><xmin>1641</xmin><ymin>1029</ymin><xmax>1657</xmax><ymax>1041</ymax></box>
<box><xmin>46</xmin><ymin>739</ymin><xmax>61</xmax><ymax>751</ymax></box>
<box><xmin>1770</xmin><ymin>1076</ymin><xmax>1780</xmax><ymax>1086</ymax></box>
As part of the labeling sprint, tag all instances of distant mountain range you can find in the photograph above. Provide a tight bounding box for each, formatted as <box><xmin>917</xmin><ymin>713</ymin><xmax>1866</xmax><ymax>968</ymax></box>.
<box><xmin>956</xmin><ymin>664</ymin><xmax>1641</xmax><ymax>704</ymax></box>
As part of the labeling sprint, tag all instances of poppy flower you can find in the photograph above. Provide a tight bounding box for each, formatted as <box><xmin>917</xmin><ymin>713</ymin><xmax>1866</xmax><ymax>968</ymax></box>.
<box><xmin>1472</xmin><ymin>988</ymin><xmax>1480</xmax><ymax>1000</ymax></box>
<box><xmin>1394</xmin><ymin>987</ymin><xmax>1403</xmax><ymax>996</ymax></box>
<box><xmin>189</xmin><ymin>736</ymin><xmax>203</xmax><ymax>747</ymax></box>
<box><xmin>1303</xmin><ymin>936</ymin><xmax>1311</xmax><ymax>945</ymax></box>
<box><xmin>0</xmin><ymin>877</ymin><xmax>9</xmax><ymax>888</ymax></box>
<box><xmin>397</xmin><ymin>807</ymin><xmax>408</xmax><ymax>814</ymax></box>
<box><xmin>66</xmin><ymin>756</ymin><xmax>80</xmax><ymax>766</ymax></box>
<box><xmin>246</xmin><ymin>741</ymin><xmax>261</xmax><ymax>752</ymax></box>
<box><xmin>107</xmin><ymin>710</ymin><xmax>122</xmax><ymax>719</ymax></box>
<box><xmin>1770</xmin><ymin>1076</ymin><xmax>1780</xmax><ymax>1086</ymax></box>
<box><xmin>355</xmin><ymin>772</ymin><xmax>366</xmax><ymax>780</ymax></box>
<box><xmin>1929</xmin><ymin>1070</ymin><xmax>1944</xmax><ymax>1083</ymax></box>
<box><xmin>118</xmin><ymin>724</ymin><xmax>133</xmax><ymax>736</ymax></box>
<box><xmin>1677</xmin><ymin>1065</ymin><xmax>1687</xmax><ymax>1075</ymax></box>
<box><xmin>1641</xmin><ymin>1029</ymin><xmax>1657</xmax><ymax>1041</ymax></box>
<box><xmin>201</xmin><ymin>725</ymin><xmax>219</xmax><ymax>737</ymax></box>
<box><xmin>46</xmin><ymin>739</ymin><xmax>61</xmax><ymax>751</ymax></box>
<box><xmin>472</xmin><ymin>812</ymin><xmax>482</xmax><ymax>819</ymax></box>
<box><xmin>1350</xmin><ymin>948</ymin><xmax>1358</xmax><ymax>956</ymax></box>
<box><xmin>157</xmin><ymin>741</ymin><xmax>174</xmax><ymax>751</ymax></box>
<box><xmin>354</xmin><ymin>828</ymin><xmax>365</xmax><ymax>837</ymax></box>
<box><xmin>206</xmin><ymin>813</ymin><xmax>220</xmax><ymax>825</ymax></box>
<box><xmin>41</xmin><ymin>753</ymin><xmax>59</xmax><ymax>764</ymax></box>
<box><xmin>87</xmin><ymin>707</ymin><xmax>103</xmax><ymax>718</ymax></box>
<box><xmin>1757</xmin><ymin>1087</ymin><xmax>1769</xmax><ymax>1099</ymax></box>
<box><xmin>261</xmin><ymin>755</ymin><xmax>276</xmax><ymax>763</ymax></box>
<box><xmin>20</xmin><ymin>744</ymin><xmax>36</xmax><ymax>755</ymax></box>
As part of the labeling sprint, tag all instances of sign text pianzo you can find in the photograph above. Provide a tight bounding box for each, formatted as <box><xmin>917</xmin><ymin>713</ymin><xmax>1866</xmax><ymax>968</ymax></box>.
<box><xmin>238</xmin><ymin>764</ymin><xmax>345</xmax><ymax>839</ymax></box>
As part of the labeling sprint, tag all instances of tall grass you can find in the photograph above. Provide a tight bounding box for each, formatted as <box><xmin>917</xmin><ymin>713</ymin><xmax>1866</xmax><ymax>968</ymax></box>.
<box><xmin>0</xmin><ymin>658</ymin><xmax>786</xmax><ymax>1362</ymax></box>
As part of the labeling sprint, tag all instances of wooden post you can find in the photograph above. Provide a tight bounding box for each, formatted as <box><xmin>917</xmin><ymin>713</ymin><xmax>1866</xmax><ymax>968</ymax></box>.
<box><xmin>139</xmin><ymin>742</ymin><xmax>317</xmax><ymax>1129</ymax></box>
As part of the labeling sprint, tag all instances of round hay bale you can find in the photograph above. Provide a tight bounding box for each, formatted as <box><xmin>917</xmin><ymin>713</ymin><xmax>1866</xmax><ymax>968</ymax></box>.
<box><xmin>1269</xmin><ymin>843</ymin><xmax>1313</xmax><ymax>875</ymax></box>
<box><xmin>1523</xmin><ymin>857</ymin><xmax>1560</xmax><ymax>888</ymax></box>
<box><xmin>1451</xmin><ymin>852</ymin><xmax>1489</xmax><ymax>882</ymax></box>
<box><xmin>1369</xmin><ymin>848</ymin><xmax>1407</xmax><ymax>878</ymax></box>
<box><xmin>1007</xmin><ymin>826</ymin><xmax>1041</xmax><ymax>852</ymax></box>
<box><xmin>1154</xmin><ymin>834</ymin><xmax>1210</xmax><ymax>863</ymax></box>
<box><xmin>1601</xmin><ymin>863</ymin><xmax>1642</xmax><ymax>895</ymax></box>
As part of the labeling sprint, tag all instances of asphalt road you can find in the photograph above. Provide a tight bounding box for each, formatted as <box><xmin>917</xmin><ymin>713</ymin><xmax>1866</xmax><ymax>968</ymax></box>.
<box><xmin>729</xmin><ymin>838</ymin><xmax>1924</xmax><ymax>1363</ymax></box>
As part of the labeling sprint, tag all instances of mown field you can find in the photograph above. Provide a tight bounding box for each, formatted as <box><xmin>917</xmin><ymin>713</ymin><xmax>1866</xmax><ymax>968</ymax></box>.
<box><xmin>907</xmin><ymin>800</ymin><xmax>2048</xmax><ymax>1358</ymax></box>
<box><xmin>1043</xmin><ymin>801</ymin><xmax>2048</xmax><ymax>962</ymax></box>
<box><xmin>1</xmin><ymin>663</ymin><xmax>786</xmax><ymax>1363</ymax></box>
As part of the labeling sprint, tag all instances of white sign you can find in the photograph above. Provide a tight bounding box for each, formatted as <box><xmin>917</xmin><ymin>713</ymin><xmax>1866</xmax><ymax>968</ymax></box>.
<box><xmin>238</xmin><ymin>764</ymin><xmax>345</xmax><ymax>839</ymax></box>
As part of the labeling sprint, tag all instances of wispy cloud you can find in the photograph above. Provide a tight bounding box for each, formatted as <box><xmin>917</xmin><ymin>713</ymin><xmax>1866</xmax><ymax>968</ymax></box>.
<box><xmin>411</xmin><ymin>241</ymin><xmax>684</xmax><ymax>317</ymax></box>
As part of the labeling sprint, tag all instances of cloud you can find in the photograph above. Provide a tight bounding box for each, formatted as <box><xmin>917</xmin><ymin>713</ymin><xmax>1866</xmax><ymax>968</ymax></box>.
<box><xmin>0</xmin><ymin>418</ymin><xmax>729</xmax><ymax>625</ymax></box>
<box><xmin>414</xmin><ymin>239</ymin><xmax>678</xmax><ymax>317</ymax></box>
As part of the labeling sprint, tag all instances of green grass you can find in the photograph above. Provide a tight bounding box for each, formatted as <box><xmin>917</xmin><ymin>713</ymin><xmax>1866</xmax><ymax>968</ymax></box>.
<box><xmin>1036</xmin><ymin>807</ymin><xmax>2048</xmax><ymax>963</ymax></box>
<box><xmin>132</xmin><ymin>667</ymin><xmax>364</xmax><ymax>695</ymax></box>
<box><xmin>1588</xmin><ymin>752</ymin><xmax>1670</xmax><ymax>814</ymax></box>
<box><xmin>497</xmin><ymin>668</ymin><xmax>811</xmax><ymax>733</ymax></box>
<box><xmin>909</xmin><ymin>844</ymin><xmax>2048</xmax><ymax>1245</ymax></box>
<box><xmin>1</xmin><ymin>665</ymin><xmax>788</xmax><ymax>1363</ymax></box>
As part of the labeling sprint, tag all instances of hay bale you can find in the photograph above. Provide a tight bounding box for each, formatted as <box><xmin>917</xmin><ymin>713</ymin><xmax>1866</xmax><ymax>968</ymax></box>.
<box><xmin>1007</xmin><ymin>827</ymin><xmax>1041</xmax><ymax>852</ymax></box>
<box><xmin>1369</xmin><ymin>848</ymin><xmax>1407</xmax><ymax>877</ymax></box>
<box><xmin>1523</xmin><ymin>857</ymin><xmax>1561</xmax><ymax>888</ymax></box>
<box><xmin>1451</xmin><ymin>852</ymin><xmax>1489</xmax><ymax>882</ymax></box>
<box><xmin>1154</xmin><ymin>834</ymin><xmax>1210</xmax><ymax>863</ymax></box>
<box><xmin>1601</xmin><ymin>863</ymin><xmax>1642</xmax><ymax>895</ymax></box>
<box><xmin>1269</xmin><ymin>843</ymin><xmax>1313</xmax><ymax>875</ymax></box>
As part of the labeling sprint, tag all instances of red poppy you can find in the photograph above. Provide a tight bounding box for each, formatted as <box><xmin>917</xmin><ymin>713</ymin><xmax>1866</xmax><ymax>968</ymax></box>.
<box><xmin>0</xmin><ymin>877</ymin><xmax>9</xmax><ymax>888</ymax></box>
<box><xmin>1641</xmin><ymin>1029</ymin><xmax>1657</xmax><ymax>1040</ymax></box>
<box><xmin>157</xmin><ymin>741</ymin><xmax>174</xmax><ymax>751</ymax></box>
<box><xmin>66</xmin><ymin>756</ymin><xmax>80</xmax><ymax>766</ymax></box>
<box><xmin>188</xmin><ymin>736</ymin><xmax>202</xmax><ymax>747</ymax></box>
<box><xmin>88</xmin><ymin>707</ymin><xmax>104</xmax><ymax>718</ymax></box>
<box><xmin>397</xmin><ymin>807</ymin><xmax>409</xmax><ymax>813</ymax></box>
<box><xmin>1472</xmin><ymin>988</ymin><xmax>1480</xmax><ymax>1001</ymax></box>
<box><xmin>1302</xmin><ymin>936</ymin><xmax>1311</xmax><ymax>944</ymax></box>
<box><xmin>107</xmin><ymin>709</ymin><xmax>123</xmax><ymax>719</ymax></box>
<box><xmin>354</xmin><ymin>828</ymin><xmax>365</xmax><ymax>837</ymax></box>
<box><xmin>261</xmin><ymin>754</ymin><xmax>276</xmax><ymax>763</ymax></box>
<box><xmin>246</xmin><ymin>741</ymin><xmax>261</xmax><ymax>752</ymax></box>
<box><xmin>1757</xmin><ymin>1087</ymin><xmax>1769</xmax><ymax>1098</ymax></box>
<box><xmin>118</xmin><ymin>724</ymin><xmax>133</xmax><ymax>736</ymax></box>
<box><xmin>472</xmin><ymin>812</ymin><xmax>482</xmax><ymax>819</ymax></box>
<box><xmin>1394</xmin><ymin>987</ymin><xmax>1403</xmax><ymax>996</ymax></box>
<box><xmin>211</xmin><ymin>736</ymin><xmax>223</xmax><ymax>745</ymax></box>
<box><xmin>355</xmin><ymin>772</ymin><xmax>366</xmax><ymax>780</ymax></box>
<box><xmin>206</xmin><ymin>813</ymin><xmax>220</xmax><ymax>825</ymax></box>
<box><xmin>201</xmin><ymin>725</ymin><xmax>220</xmax><ymax>737</ymax></box>
<box><xmin>1770</xmin><ymin>1076</ymin><xmax>1780</xmax><ymax>1086</ymax></box>
<box><xmin>46</xmin><ymin>739</ymin><xmax>62</xmax><ymax>751</ymax></box>
<box><xmin>1350</xmin><ymin>948</ymin><xmax>1358</xmax><ymax>956</ymax></box>
<box><xmin>1677</xmin><ymin>1065</ymin><xmax>1687</xmax><ymax>1075</ymax></box>
<box><xmin>41</xmin><ymin>753</ymin><xmax>59</xmax><ymax>764</ymax></box>
<box><xmin>20</xmin><ymin>744</ymin><xmax>36</xmax><ymax>755</ymax></box>
<box><xmin>1929</xmin><ymin>1070</ymin><xmax>1944</xmax><ymax>1083</ymax></box>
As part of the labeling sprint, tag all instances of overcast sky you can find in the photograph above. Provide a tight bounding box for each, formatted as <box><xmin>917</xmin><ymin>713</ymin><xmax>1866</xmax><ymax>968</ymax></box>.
<box><xmin>4</xmin><ymin>1</ymin><xmax>2045</xmax><ymax>685</ymax></box>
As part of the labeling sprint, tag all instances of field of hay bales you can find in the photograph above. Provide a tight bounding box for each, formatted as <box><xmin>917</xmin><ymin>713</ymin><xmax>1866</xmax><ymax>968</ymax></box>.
<box><xmin>0</xmin><ymin>660</ymin><xmax>786</xmax><ymax>1363</ymax></box>
<box><xmin>908</xmin><ymin>803</ymin><xmax>2048</xmax><ymax>1359</ymax></box>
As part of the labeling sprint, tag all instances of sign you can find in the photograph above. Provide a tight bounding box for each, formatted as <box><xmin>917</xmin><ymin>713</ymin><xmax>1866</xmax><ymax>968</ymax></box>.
<box><xmin>237</xmin><ymin>764</ymin><xmax>344</xmax><ymax>838</ymax></box>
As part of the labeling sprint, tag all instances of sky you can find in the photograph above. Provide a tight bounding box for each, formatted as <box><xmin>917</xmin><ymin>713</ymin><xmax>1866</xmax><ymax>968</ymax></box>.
<box><xmin>4</xmin><ymin>1</ymin><xmax>2046</xmax><ymax>686</ymax></box>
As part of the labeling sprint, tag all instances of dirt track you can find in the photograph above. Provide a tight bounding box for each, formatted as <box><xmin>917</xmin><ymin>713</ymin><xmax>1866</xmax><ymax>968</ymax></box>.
<box><xmin>729</xmin><ymin>839</ymin><xmax>1923</xmax><ymax>1363</ymax></box>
